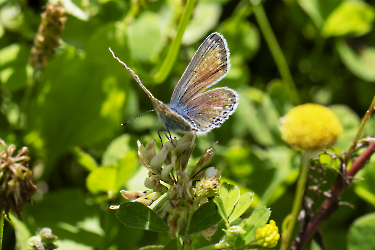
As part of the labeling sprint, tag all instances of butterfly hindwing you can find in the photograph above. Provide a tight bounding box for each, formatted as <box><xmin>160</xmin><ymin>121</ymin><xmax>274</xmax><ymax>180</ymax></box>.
<box><xmin>181</xmin><ymin>87</ymin><xmax>238</xmax><ymax>135</ymax></box>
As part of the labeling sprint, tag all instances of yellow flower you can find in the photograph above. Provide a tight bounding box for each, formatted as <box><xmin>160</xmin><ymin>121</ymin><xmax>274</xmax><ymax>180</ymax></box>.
<box><xmin>279</xmin><ymin>104</ymin><xmax>343</xmax><ymax>150</ymax></box>
<box><xmin>256</xmin><ymin>220</ymin><xmax>280</xmax><ymax>248</ymax></box>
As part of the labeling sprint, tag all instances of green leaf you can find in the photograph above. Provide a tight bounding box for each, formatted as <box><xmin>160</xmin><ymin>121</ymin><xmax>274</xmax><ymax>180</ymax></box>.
<box><xmin>330</xmin><ymin>104</ymin><xmax>361</xmax><ymax>152</ymax></box>
<box><xmin>179</xmin><ymin>201</ymin><xmax>221</xmax><ymax>235</ymax></box>
<box><xmin>255</xmin><ymin>146</ymin><xmax>298</xmax><ymax>206</ymax></box>
<box><xmin>57</xmin><ymin>240</ymin><xmax>96</xmax><ymax>250</ymax></box>
<box><xmin>228</xmin><ymin>192</ymin><xmax>253</xmax><ymax>224</ymax></box>
<box><xmin>116</xmin><ymin>151</ymin><xmax>139</xmax><ymax>190</ymax></box>
<box><xmin>139</xmin><ymin>246</ymin><xmax>164</xmax><ymax>250</ymax></box>
<box><xmin>219</xmin><ymin>18</ymin><xmax>260</xmax><ymax>61</ymax></box>
<box><xmin>86</xmin><ymin>164</ymin><xmax>118</xmax><ymax>194</ymax></box>
<box><xmin>53</xmin><ymin>0</ymin><xmax>90</xmax><ymax>21</ymax></box>
<box><xmin>322</xmin><ymin>1</ymin><xmax>375</xmax><ymax>37</ymax></box>
<box><xmin>354</xmin><ymin>161</ymin><xmax>375</xmax><ymax>207</ymax></box>
<box><xmin>73</xmin><ymin>147</ymin><xmax>98</xmax><ymax>171</ymax></box>
<box><xmin>348</xmin><ymin>213</ymin><xmax>375</xmax><ymax>250</ymax></box>
<box><xmin>116</xmin><ymin>202</ymin><xmax>169</xmax><ymax>232</ymax></box>
<box><xmin>102</xmin><ymin>134</ymin><xmax>132</xmax><ymax>165</ymax></box>
<box><xmin>0</xmin><ymin>44</ymin><xmax>30</xmax><ymax>91</ymax></box>
<box><xmin>34</xmin><ymin>22</ymin><xmax>129</xmax><ymax>175</ymax></box>
<box><xmin>336</xmin><ymin>40</ymin><xmax>375</xmax><ymax>82</ymax></box>
<box><xmin>182</xmin><ymin>2</ymin><xmax>222</xmax><ymax>45</ymax></box>
<box><xmin>235</xmin><ymin>207</ymin><xmax>271</xmax><ymax>248</ymax></box>
<box><xmin>21</xmin><ymin>189</ymin><xmax>104</xmax><ymax>248</ymax></box>
<box><xmin>86</xmin><ymin>151</ymin><xmax>137</xmax><ymax>194</ymax></box>
<box><xmin>260</xmin><ymin>94</ymin><xmax>282</xmax><ymax>138</ymax></box>
<box><xmin>236</xmin><ymin>87</ymin><xmax>275</xmax><ymax>146</ymax></box>
<box><xmin>161</xmin><ymin>239</ymin><xmax>178</xmax><ymax>250</ymax></box>
<box><xmin>11</xmin><ymin>214</ymin><xmax>31</xmax><ymax>250</ymax></box>
<box><xmin>86</xmin><ymin>22</ymin><xmax>128</xmax><ymax>64</ymax></box>
<box><xmin>297</xmin><ymin>0</ymin><xmax>324</xmax><ymax>28</ymax></box>
<box><xmin>214</xmin><ymin>183</ymin><xmax>240</xmax><ymax>223</ymax></box>
<box><xmin>127</xmin><ymin>11</ymin><xmax>167</xmax><ymax>63</ymax></box>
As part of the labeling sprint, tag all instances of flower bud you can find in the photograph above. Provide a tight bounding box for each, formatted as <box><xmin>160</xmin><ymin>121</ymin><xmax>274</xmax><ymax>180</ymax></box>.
<box><xmin>223</xmin><ymin>225</ymin><xmax>246</xmax><ymax>246</ymax></box>
<box><xmin>280</xmin><ymin>104</ymin><xmax>343</xmax><ymax>150</ymax></box>
<box><xmin>190</xmin><ymin>142</ymin><xmax>217</xmax><ymax>179</ymax></box>
<box><xmin>255</xmin><ymin>220</ymin><xmax>280</xmax><ymax>248</ymax></box>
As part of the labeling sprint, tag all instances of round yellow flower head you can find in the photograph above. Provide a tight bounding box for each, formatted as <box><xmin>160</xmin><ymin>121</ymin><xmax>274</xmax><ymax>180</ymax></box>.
<box><xmin>279</xmin><ymin>103</ymin><xmax>343</xmax><ymax>150</ymax></box>
<box><xmin>256</xmin><ymin>220</ymin><xmax>280</xmax><ymax>248</ymax></box>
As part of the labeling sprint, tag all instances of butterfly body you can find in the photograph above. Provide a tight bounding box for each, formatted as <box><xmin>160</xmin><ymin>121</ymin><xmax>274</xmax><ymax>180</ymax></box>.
<box><xmin>152</xmin><ymin>99</ymin><xmax>193</xmax><ymax>134</ymax></box>
<box><xmin>110</xmin><ymin>32</ymin><xmax>238</xmax><ymax>138</ymax></box>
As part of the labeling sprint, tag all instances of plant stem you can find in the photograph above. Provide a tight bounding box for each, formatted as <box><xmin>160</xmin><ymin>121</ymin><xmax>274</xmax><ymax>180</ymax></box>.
<box><xmin>252</xmin><ymin>2</ymin><xmax>300</xmax><ymax>105</ymax></box>
<box><xmin>294</xmin><ymin>142</ymin><xmax>375</xmax><ymax>249</ymax></box>
<box><xmin>0</xmin><ymin>210</ymin><xmax>4</xmax><ymax>250</ymax></box>
<box><xmin>344</xmin><ymin>95</ymin><xmax>375</xmax><ymax>166</ymax></box>
<box><xmin>153</xmin><ymin>0</ymin><xmax>197</xmax><ymax>83</ymax></box>
<box><xmin>280</xmin><ymin>151</ymin><xmax>313</xmax><ymax>250</ymax></box>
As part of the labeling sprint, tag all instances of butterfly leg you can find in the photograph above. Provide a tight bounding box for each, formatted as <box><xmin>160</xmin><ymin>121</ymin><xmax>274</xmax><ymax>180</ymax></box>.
<box><xmin>158</xmin><ymin>129</ymin><xmax>176</xmax><ymax>147</ymax></box>
<box><xmin>157</xmin><ymin>129</ymin><xmax>165</xmax><ymax>147</ymax></box>
<box><xmin>164</xmin><ymin>130</ymin><xmax>177</xmax><ymax>147</ymax></box>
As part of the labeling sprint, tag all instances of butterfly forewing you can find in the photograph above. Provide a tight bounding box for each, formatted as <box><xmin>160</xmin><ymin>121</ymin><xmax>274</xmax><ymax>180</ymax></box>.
<box><xmin>170</xmin><ymin>33</ymin><xmax>230</xmax><ymax>108</ymax></box>
<box><xmin>183</xmin><ymin>87</ymin><xmax>238</xmax><ymax>134</ymax></box>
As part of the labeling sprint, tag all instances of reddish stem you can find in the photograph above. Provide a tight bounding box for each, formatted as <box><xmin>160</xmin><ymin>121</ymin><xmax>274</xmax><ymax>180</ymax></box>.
<box><xmin>295</xmin><ymin>142</ymin><xmax>375</xmax><ymax>249</ymax></box>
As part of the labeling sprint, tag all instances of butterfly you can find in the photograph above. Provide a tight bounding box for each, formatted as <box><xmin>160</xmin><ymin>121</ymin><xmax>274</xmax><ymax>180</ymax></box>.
<box><xmin>109</xmin><ymin>32</ymin><xmax>238</xmax><ymax>143</ymax></box>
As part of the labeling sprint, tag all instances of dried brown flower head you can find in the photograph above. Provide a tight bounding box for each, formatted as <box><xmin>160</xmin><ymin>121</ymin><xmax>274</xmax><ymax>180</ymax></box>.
<box><xmin>0</xmin><ymin>139</ymin><xmax>36</xmax><ymax>220</ymax></box>
<box><xmin>29</xmin><ymin>1</ymin><xmax>67</xmax><ymax>72</ymax></box>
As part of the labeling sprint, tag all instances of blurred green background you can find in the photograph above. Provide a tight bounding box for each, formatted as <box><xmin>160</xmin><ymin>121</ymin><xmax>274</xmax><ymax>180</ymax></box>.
<box><xmin>1</xmin><ymin>0</ymin><xmax>375</xmax><ymax>249</ymax></box>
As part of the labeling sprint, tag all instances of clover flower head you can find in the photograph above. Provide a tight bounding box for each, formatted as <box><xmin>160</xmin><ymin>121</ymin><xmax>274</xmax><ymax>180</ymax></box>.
<box><xmin>111</xmin><ymin>134</ymin><xmax>220</xmax><ymax>235</ymax></box>
<box><xmin>255</xmin><ymin>220</ymin><xmax>280</xmax><ymax>248</ymax></box>
<box><xmin>28</xmin><ymin>227</ymin><xmax>58</xmax><ymax>250</ymax></box>
<box><xmin>279</xmin><ymin>103</ymin><xmax>343</xmax><ymax>150</ymax></box>
<box><xmin>0</xmin><ymin>139</ymin><xmax>36</xmax><ymax>220</ymax></box>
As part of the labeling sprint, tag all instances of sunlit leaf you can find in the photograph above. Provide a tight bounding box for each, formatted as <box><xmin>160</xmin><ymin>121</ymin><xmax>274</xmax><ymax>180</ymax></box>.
<box><xmin>73</xmin><ymin>147</ymin><xmax>98</xmax><ymax>171</ymax></box>
<box><xmin>336</xmin><ymin>40</ymin><xmax>375</xmax><ymax>82</ymax></box>
<box><xmin>322</xmin><ymin>1</ymin><xmax>375</xmax><ymax>37</ymax></box>
<box><xmin>52</xmin><ymin>0</ymin><xmax>90</xmax><ymax>21</ymax></box>
<box><xmin>102</xmin><ymin>134</ymin><xmax>132</xmax><ymax>165</ymax></box>
<box><xmin>298</xmin><ymin>0</ymin><xmax>324</xmax><ymax>28</ymax></box>
<box><xmin>235</xmin><ymin>207</ymin><xmax>271</xmax><ymax>248</ymax></box>
<box><xmin>228</xmin><ymin>192</ymin><xmax>253</xmax><ymax>224</ymax></box>
<box><xmin>182</xmin><ymin>2</ymin><xmax>222</xmax><ymax>45</ymax></box>
<box><xmin>0</xmin><ymin>44</ymin><xmax>30</xmax><ymax>91</ymax></box>
<box><xmin>127</xmin><ymin>11</ymin><xmax>167</xmax><ymax>63</ymax></box>
<box><xmin>214</xmin><ymin>183</ymin><xmax>240</xmax><ymax>223</ymax></box>
<box><xmin>86</xmin><ymin>151</ymin><xmax>137</xmax><ymax>194</ymax></box>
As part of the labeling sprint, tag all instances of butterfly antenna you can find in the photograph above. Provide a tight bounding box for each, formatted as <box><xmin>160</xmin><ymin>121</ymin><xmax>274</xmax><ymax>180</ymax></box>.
<box><xmin>109</xmin><ymin>47</ymin><xmax>155</xmax><ymax>100</ymax></box>
<box><xmin>121</xmin><ymin>110</ymin><xmax>155</xmax><ymax>126</ymax></box>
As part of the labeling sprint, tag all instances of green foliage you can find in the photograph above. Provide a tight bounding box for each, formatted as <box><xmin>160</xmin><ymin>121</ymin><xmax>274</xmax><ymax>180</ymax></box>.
<box><xmin>348</xmin><ymin>213</ymin><xmax>375</xmax><ymax>250</ymax></box>
<box><xmin>116</xmin><ymin>202</ymin><xmax>169</xmax><ymax>232</ymax></box>
<box><xmin>179</xmin><ymin>201</ymin><xmax>221</xmax><ymax>235</ymax></box>
<box><xmin>1</xmin><ymin>0</ymin><xmax>375</xmax><ymax>249</ymax></box>
<box><xmin>322</xmin><ymin>1</ymin><xmax>375</xmax><ymax>37</ymax></box>
<box><xmin>235</xmin><ymin>207</ymin><xmax>271</xmax><ymax>248</ymax></box>
<box><xmin>213</xmin><ymin>183</ymin><xmax>271</xmax><ymax>249</ymax></box>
